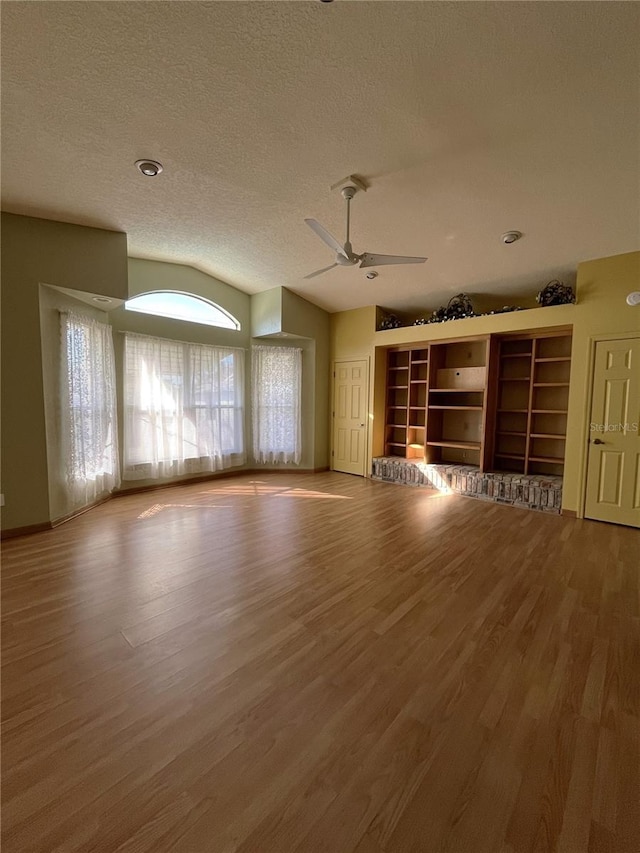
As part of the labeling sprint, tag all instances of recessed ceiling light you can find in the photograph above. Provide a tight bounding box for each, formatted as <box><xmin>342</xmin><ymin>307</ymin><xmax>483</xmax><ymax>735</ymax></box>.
<box><xmin>626</xmin><ymin>291</ymin><xmax>640</xmax><ymax>306</ymax></box>
<box><xmin>135</xmin><ymin>159</ymin><xmax>163</xmax><ymax>177</ymax></box>
<box><xmin>365</xmin><ymin>271</ymin><xmax>378</xmax><ymax>280</ymax></box>
<box><xmin>92</xmin><ymin>296</ymin><xmax>113</xmax><ymax>304</ymax></box>
<box><xmin>501</xmin><ymin>231</ymin><xmax>522</xmax><ymax>244</ymax></box>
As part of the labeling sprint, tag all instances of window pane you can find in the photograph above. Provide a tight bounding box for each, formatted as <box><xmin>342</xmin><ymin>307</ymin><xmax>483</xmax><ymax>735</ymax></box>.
<box><xmin>124</xmin><ymin>333</ymin><xmax>245</xmax><ymax>479</ymax></box>
<box><xmin>125</xmin><ymin>291</ymin><xmax>240</xmax><ymax>330</ymax></box>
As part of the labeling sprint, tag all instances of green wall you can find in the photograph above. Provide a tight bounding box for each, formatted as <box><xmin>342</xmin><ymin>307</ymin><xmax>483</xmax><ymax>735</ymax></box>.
<box><xmin>1</xmin><ymin>213</ymin><xmax>128</xmax><ymax>530</ymax></box>
<box><xmin>1</xmin><ymin>224</ymin><xmax>330</xmax><ymax>530</ymax></box>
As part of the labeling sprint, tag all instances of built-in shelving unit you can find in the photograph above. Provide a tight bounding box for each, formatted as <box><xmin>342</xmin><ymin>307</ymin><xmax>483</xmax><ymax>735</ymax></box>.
<box><xmin>382</xmin><ymin>327</ymin><xmax>572</xmax><ymax>478</ymax></box>
<box><xmin>492</xmin><ymin>330</ymin><xmax>572</xmax><ymax>475</ymax></box>
<box><xmin>384</xmin><ymin>348</ymin><xmax>430</xmax><ymax>458</ymax></box>
<box><xmin>426</xmin><ymin>337</ymin><xmax>493</xmax><ymax>471</ymax></box>
<box><xmin>384</xmin><ymin>348</ymin><xmax>410</xmax><ymax>457</ymax></box>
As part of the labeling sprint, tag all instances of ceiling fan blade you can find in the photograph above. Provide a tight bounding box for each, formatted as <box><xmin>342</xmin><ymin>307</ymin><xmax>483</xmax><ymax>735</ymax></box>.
<box><xmin>305</xmin><ymin>219</ymin><xmax>348</xmax><ymax>259</ymax></box>
<box><xmin>304</xmin><ymin>262</ymin><xmax>339</xmax><ymax>280</ymax></box>
<box><xmin>359</xmin><ymin>253</ymin><xmax>428</xmax><ymax>268</ymax></box>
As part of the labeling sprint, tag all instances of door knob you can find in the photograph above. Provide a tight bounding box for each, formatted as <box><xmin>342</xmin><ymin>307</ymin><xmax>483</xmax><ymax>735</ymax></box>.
<box><xmin>592</xmin><ymin>438</ymin><xmax>605</xmax><ymax>445</ymax></box>
<box><xmin>359</xmin><ymin>423</ymin><xmax>365</xmax><ymax>427</ymax></box>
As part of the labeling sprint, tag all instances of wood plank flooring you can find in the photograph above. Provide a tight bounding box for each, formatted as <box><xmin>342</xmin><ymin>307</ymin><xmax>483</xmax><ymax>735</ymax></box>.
<box><xmin>1</xmin><ymin>472</ymin><xmax>639</xmax><ymax>852</ymax></box>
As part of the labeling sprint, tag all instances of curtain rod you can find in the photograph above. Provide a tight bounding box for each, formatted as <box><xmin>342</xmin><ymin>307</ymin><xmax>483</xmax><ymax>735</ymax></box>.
<box><xmin>116</xmin><ymin>329</ymin><xmax>247</xmax><ymax>353</ymax></box>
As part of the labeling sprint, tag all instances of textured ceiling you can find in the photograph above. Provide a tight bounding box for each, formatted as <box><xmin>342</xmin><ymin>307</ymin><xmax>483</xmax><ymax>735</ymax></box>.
<box><xmin>2</xmin><ymin>1</ymin><xmax>639</xmax><ymax>314</ymax></box>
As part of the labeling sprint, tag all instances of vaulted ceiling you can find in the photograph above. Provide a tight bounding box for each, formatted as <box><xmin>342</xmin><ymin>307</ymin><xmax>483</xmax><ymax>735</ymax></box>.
<box><xmin>2</xmin><ymin>1</ymin><xmax>638</xmax><ymax>314</ymax></box>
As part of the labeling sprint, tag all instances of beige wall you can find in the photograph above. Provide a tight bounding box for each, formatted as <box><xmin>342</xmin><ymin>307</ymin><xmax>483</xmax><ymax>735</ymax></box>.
<box><xmin>329</xmin><ymin>251</ymin><xmax>640</xmax><ymax>514</ymax></box>
<box><xmin>281</xmin><ymin>289</ymin><xmax>330</xmax><ymax>470</ymax></box>
<box><xmin>1</xmin><ymin>213</ymin><xmax>128</xmax><ymax>530</ymax></box>
<box><xmin>251</xmin><ymin>288</ymin><xmax>283</xmax><ymax>337</ymax></box>
<box><xmin>251</xmin><ymin>287</ymin><xmax>330</xmax><ymax>470</ymax></box>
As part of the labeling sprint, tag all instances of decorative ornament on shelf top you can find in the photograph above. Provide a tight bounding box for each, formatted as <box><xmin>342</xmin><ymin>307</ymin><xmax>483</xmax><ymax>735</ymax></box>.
<box><xmin>379</xmin><ymin>313</ymin><xmax>403</xmax><ymax>330</ymax></box>
<box><xmin>428</xmin><ymin>293</ymin><xmax>475</xmax><ymax>323</ymax></box>
<box><xmin>536</xmin><ymin>280</ymin><xmax>575</xmax><ymax>307</ymax></box>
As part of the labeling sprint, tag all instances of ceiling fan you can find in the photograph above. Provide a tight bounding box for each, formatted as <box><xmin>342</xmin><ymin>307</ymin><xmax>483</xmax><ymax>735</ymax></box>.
<box><xmin>304</xmin><ymin>180</ymin><xmax>427</xmax><ymax>279</ymax></box>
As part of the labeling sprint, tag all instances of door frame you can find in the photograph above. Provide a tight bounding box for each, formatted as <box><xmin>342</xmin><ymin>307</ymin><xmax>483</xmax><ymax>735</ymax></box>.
<box><xmin>578</xmin><ymin>329</ymin><xmax>640</xmax><ymax>519</ymax></box>
<box><xmin>331</xmin><ymin>357</ymin><xmax>370</xmax><ymax>476</ymax></box>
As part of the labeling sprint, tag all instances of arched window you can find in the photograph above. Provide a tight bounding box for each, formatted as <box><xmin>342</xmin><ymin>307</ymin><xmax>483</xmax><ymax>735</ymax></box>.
<box><xmin>124</xmin><ymin>291</ymin><xmax>240</xmax><ymax>330</ymax></box>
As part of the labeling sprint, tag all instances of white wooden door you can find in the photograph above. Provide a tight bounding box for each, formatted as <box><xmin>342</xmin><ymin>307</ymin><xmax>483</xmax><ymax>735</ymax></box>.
<box><xmin>584</xmin><ymin>338</ymin><xmax>640</xmax><ymax>527</ymax></box>
<box><xmin>332</xmin><ymin>360</ymin><xmax>368</xmax><ymax>476</ymax></box>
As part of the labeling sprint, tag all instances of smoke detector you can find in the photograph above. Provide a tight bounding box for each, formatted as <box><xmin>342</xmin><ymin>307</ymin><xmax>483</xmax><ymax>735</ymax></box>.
<box><xmin>365</xmin><ymin>271</ymin><xmax>378</xmax><ymax>280</ymax></box>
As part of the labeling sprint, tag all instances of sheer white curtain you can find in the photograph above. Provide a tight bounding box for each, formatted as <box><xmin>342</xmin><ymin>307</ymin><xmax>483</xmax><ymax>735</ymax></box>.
<box><xmin>60</xmin><ymin>311</ymin><xmax>120</xmax><ymax>510</ymax></box>
<box><xmin>124</xmin><ymin>333</ymin><xmax>245</xmax><ymax>480</ymax></box>
<box><xmin>252</xmin><ymin>345</ymin><xmax>302</xmax><ymax>465</ymax></box>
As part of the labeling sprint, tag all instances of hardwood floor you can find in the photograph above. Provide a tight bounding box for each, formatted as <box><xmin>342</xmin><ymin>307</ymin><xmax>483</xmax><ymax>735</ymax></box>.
<box><xmin>2</xmin><ymin>472</ymin><xmax>639</xmax><ymax>853</ymax></box>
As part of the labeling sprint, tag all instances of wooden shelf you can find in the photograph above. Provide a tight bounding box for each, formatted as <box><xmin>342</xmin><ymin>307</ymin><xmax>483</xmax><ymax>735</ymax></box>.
<box><xmin>431</xmin><ymin>387</ymin><xmax>485</xmax><ymax>393</ymax></box>
<box><xmin>528</xmin><ymin>456</ymin><xmax>565</xmax><ymax>464</ymax></box>
<box><xmin>429</xmin><ymin>405</ymin><xmax>483</xmax><ymax>411</ymax></box>
<box><xmin>532</xmin><ymin>409</ymin><xmax>568</xmax><ymax>414</ymax></box>
<box><xmin>502</xmin><ymin>353</ymin><xmax>532</xmax><ymax>359</ymax></box>
<box><xmin>410</xmin><ymin>379</ymin><xmax>428</xmax><ymax>385</ymax></box>
<box><xmin>530</xmin><ymin>433</ymin><xmax>566</xmax><ymax>439</ymax></box>
<box><xmin>427</xmin><ymin>440</ymin><xmax>481</xmax><ymax>450</ymax></box>
<box><xmin>499</xmin><ymin>377</ymin><xmax>530</xmax><ymax>382</ymax></box>
<box><xmin>498</xmin><ymin>408</ymin><xmax>528</xmax><ymax>413</ymax></box>
<box><xmin>533</xmin><ymin>382</ymin><xmax>570</xmax><ymax>388</ymax></box>
<box><xmin>411</xmin><ymin>359</ymin><xmax>429</xmax><ymax>365</ymax></box>
<box><xmin>535</xmin><ymin>357</ymin><xmax>571</xmax><ymax>363</ymax></box>
<box><xmin>495</xmin><ymin>452</ymin><xmax>525</xmax><ymax>460</ymax></box>
<box><xmin>498</xmin><ymin>430</ymin><xmax>527</xmax><ymax>436</ymax></box>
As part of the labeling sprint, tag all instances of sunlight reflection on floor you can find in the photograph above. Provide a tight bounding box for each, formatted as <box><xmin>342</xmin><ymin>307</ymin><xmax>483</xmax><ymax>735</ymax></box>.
<box><xmin>137</xmin><ymin>483</ymin><xmax>353</xmax><ymax>518</ymax></box>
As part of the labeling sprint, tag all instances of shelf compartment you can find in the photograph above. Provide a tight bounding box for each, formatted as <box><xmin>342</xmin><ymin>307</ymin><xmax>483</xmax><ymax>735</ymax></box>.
<box><xmin>436</xmin><ymin>366</ymin><xmax>486</xmax><ymax>389</ymax></box>
<box><xmin>495</xmin><ymin>452</ymin><xmax>525</xmax><ymax>461</ymax></box>
<box><xmin>500</xmin><ymin>340</ymin><xmax>534</xmax><ymax>357</ymax></box>
<box><xmin>429</xmin><ymin>389</ymin><xmax>484</xmax><ymax>409</ymax></box>
<box><xmin>536</xmin><ymin>336</ymin><xmax>572</xmax><ymax>360</ymax></box>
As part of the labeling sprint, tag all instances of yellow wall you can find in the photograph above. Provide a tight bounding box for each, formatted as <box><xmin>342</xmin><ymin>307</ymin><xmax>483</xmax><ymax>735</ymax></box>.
<box><xmin>1</xmin><ymin>213</ymin><xmax>128</xmax><ymax>530</ymax></box>
<box><xmin>329</xmin><ymin>251</ymin><xmax>640</xmax><ymax>514</ymax></box>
